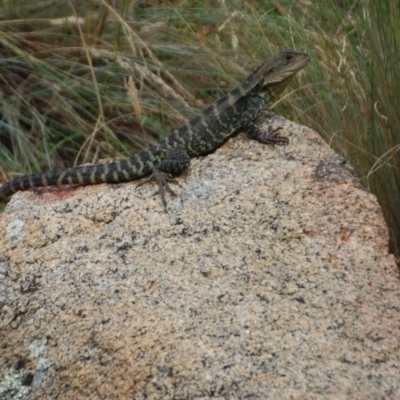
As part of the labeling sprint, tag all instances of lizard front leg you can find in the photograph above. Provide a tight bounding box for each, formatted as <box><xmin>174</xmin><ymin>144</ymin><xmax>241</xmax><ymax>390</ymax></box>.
<box><xmin>137</xmin><ymin>147</ymin><xmax>190</xmax><ymax>207</ymax></box>
<box><xmin>240</xmin><ymin>96</ymin><xmax>289</xmax><ymax>146</ymax></box>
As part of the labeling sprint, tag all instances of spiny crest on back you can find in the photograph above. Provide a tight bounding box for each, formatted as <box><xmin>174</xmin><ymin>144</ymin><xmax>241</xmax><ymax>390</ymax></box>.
<box><xmin>212</xmin><ymin>49</ymin><xmax>310</xmax><ymax>116</ymax></box>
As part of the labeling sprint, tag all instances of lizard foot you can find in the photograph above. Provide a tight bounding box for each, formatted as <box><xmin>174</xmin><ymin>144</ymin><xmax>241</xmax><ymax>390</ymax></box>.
<box><xmin>136</xmin><ymin>169</ymin><xmax>179</xmax><ymax>208</ymax></box>
<box><xmin>258</xmin><ymin>125</ymin><xmax>289</xmax><ymax>146</ymax></box>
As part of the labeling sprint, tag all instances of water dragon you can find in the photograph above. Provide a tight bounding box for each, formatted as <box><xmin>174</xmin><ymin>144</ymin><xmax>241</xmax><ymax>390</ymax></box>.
<box><xmin>0</xmin><ymin>49</ymin><xmax>310</xmax><ymax>207</ymax></box>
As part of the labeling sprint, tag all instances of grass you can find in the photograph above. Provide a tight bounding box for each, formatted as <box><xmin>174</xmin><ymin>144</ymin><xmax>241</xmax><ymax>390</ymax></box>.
<box><xmin>0</xmin><ymin>0</ymin><xmax>399</xmax><ymax>259</ymax></box>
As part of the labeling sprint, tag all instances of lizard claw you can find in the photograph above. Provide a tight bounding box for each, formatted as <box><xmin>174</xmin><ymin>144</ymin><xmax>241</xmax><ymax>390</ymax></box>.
<box><xmin>136</xmin><ymin>169</ymin><xmax>179</xmax><ymax>208</ymax></box>
<box><xmin>259</xmin><ymin>126</ymin><xmax>289</xmax><ymax>146</ymax></box>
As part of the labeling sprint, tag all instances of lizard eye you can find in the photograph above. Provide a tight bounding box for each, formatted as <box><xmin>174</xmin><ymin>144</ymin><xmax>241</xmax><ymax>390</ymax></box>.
<box><xmin>285</xmin><ymin>53</ymin><xmax>293</xmax><ymax>61</ymax></box>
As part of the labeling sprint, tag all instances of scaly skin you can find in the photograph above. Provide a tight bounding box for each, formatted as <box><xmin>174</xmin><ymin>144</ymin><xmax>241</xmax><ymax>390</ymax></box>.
<box><xmin>0</xmin><ymin>49</ymin><xmax>310</xmax><ymax>206</ymax></box>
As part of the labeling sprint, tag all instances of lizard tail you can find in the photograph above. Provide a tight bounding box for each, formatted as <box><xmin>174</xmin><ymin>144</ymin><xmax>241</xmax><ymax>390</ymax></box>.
<box><xmin>0</xmin><ymin>158</ymin><xmax>147</xmax><ymax>201</ymax></box>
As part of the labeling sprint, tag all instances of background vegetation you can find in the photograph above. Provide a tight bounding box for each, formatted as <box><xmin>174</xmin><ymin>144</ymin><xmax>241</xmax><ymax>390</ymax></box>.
<box><xmin>0</xmin><ymin>0</ymin><xmax>399</xmax><ymax>259</ymax></box>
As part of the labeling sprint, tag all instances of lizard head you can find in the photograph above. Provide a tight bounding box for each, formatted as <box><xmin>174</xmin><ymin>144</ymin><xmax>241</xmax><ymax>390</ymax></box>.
<box><xmin>256</xmin><ymin>49</ymin><xmax>310</xmax><ymax>100</ymax></box>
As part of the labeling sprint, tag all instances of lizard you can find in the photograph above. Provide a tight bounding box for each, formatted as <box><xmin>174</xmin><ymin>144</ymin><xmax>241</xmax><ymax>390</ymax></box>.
<box><xmin>0</xmin><ymin>49</ymin><xmax>310</xmax><ymax>207</ymax></box>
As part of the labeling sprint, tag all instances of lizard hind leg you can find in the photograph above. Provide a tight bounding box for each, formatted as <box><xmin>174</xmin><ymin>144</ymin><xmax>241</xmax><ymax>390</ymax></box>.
<box><xmin>136</xmin><ymin>169</ymin><xmax>179</xmax><ymax>208</ymax></box>
<box><xmin>136</xmin><ymin>147</ymin><xmax>190</xmax><ymax>207</ymax></box>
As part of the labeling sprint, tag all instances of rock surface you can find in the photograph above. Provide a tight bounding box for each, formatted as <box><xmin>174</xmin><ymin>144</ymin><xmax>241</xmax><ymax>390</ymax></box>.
<box><xmin>0</xmin><ymin>114</ymin><xmax>399</xmax><ymax>399</ymax></box>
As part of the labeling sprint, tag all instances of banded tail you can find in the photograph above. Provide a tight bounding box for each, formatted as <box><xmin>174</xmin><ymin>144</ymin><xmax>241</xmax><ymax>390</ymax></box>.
<box><xmin>0</xmin><ymin>156</ymin><xmax>150</xmax><ymax>201</ymax></box>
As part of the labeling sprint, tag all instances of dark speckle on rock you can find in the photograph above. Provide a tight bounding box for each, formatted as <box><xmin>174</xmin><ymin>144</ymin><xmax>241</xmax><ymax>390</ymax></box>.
<box><xmin>0</xmin><ymin>115</ymin><xmax>399</xmax><ymax>398</ymax></box>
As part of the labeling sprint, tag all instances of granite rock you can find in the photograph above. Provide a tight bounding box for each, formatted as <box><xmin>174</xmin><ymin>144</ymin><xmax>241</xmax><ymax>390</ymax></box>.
<box><xmin>0</xmin><ymin>115</ymin><xmax>399</xmax><ymax>399</ymax></box>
